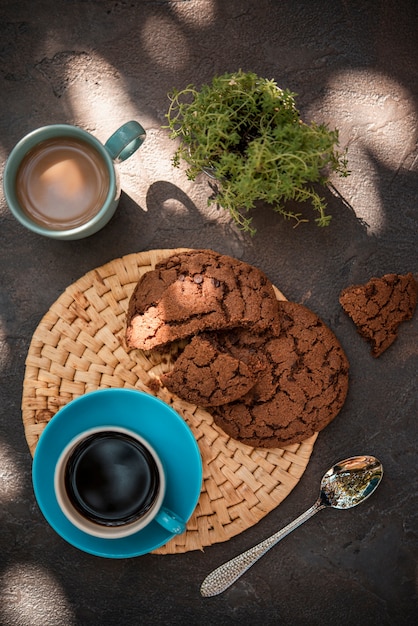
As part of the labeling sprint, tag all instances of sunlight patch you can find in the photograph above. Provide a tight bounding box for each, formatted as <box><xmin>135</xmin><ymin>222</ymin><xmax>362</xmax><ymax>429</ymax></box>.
<box><xmin>316</xmin><ymin>69</ymin><xmax>417</xmax><ymax>235</ymax></box>
<box><xmin>64</xmin><ymin>52</ymin><xmax>140</xmax><ymax>130</ymax></box>
<box><xmin>140</xmin><ymin>14</ymin><xmax>190</xmax><ymax>70</ymax></box>
<box><xmin>0</xmin><ymin>441</ymin><xmax>24</xmax><ymax>502</ymax></box>
<box><xmin>321</xmin><ymin>68</ymin><xmax>416</xmax><ymax>167</ymax></box>
<box><xmin>0</xmin><ymin>563</ymin><xmax>76</xmax><ymax>626</ymax></box>
<box><xmin>171</xmin><ymin>0</ymin><xmax>217</xmax><ymax>27</ymax></box>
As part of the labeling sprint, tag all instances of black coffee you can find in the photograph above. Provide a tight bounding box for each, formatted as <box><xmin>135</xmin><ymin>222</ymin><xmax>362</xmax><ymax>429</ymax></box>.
<box><xmin>65</xmin><ymin>432</ymin><xmax>160</xmax><ymax>527</ymax></box>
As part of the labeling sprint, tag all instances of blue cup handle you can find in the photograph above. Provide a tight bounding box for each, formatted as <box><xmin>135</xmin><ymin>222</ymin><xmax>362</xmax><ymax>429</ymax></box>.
<box><xmin>155</xmin><ymin>507</ymin><xmax>186</xmax><ymax>535</ymax></box>
<box><xmin>104</xmin><ymin>120</ymin><xmax>146</xmax><ymax>162</ymax></box>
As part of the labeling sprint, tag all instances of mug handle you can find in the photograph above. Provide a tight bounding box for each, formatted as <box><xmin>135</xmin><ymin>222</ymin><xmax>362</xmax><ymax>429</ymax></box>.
<box><xmin>155</xmin><ymin>507</ymin><xmax>186</xmax><ymax>535</ymax></box>
<box><xmin>104</xmin><ymin>120</ymin><xmax>146</xmax><ymax>162</ymax></box>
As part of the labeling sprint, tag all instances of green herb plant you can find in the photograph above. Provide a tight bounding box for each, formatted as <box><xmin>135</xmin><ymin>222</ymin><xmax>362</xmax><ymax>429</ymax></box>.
<box><xmin>165</xmin><ymin>70</ymin><xmax>349</xmax><ymax>234</ymax></box>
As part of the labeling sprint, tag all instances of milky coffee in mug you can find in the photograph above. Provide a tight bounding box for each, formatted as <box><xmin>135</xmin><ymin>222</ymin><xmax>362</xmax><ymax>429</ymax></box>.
<box><xmin>3</xmin><ymin>122</ymin><xmax>146</xmax><ymax>240</ymax></box>
<box><xmin>15</xmin><ymin>136</ymin><xmax>110</xmax><ymax>231</ymax></box>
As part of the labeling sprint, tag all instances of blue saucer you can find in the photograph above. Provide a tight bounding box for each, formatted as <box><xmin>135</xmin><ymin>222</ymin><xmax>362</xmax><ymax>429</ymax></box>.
<box><xmin>32</xmin><ymin>389</ymin><xmax>202</xmax><ymax>558</ymax></box>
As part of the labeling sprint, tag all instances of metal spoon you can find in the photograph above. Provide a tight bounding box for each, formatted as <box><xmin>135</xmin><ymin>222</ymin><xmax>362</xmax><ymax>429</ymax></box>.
<box><xmin>200</xmin><ymin>455</ymin><xmax>383</xmax><ymax>597</ymax></box>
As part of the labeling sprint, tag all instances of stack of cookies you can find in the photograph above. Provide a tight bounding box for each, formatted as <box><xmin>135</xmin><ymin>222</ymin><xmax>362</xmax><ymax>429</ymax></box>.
<box><xmin>126</xmin><ymin>249</ymin><xmax>350</xmax><ymax>449</ymax></box>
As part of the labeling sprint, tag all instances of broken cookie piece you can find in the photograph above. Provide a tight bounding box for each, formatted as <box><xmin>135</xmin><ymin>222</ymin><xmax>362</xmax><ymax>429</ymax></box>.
<box><xmin>161</xmin><ymin>334</ymin><xmax>259</xmax><ymax>407</ymax></box>
<box><xmin>339</xmin><ymin>272</ymin><xmax>418</xmax><ymax>357</ymax></box>
<box><xmin>125</xmin><ymin>249</ymin><xmax>279</xmax><ymax>351</ymax></box>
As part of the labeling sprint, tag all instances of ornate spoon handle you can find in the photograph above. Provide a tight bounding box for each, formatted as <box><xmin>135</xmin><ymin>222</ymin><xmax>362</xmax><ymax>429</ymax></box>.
<box><xmin>200</xmin><ymin>499</ymin><xmax>325</xmax><ymax>597</ymax></box>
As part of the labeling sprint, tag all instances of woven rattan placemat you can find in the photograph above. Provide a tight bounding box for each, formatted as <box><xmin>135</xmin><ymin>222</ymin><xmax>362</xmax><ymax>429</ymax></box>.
<box><xmin>22</xmin><ymin>248</ymin><xmax>317</xmax><ymax>554</ymax></box>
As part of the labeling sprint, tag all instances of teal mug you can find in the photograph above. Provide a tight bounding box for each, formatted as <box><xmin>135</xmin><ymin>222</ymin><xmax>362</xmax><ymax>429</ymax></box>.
<box><xmin>3</xmin><ymin>121</ymin><xmax>146</xmax><ymax>240</ymax></box>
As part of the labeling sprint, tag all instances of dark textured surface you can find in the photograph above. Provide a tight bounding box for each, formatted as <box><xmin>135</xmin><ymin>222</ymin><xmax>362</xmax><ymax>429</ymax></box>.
<box><xmin>0</xmin><ymin>1</ymin><xmax>417</xmax><ymax>624</ymax></box>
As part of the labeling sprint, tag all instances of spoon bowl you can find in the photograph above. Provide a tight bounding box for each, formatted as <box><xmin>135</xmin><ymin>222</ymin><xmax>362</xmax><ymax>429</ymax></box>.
<box><xmin>320</xmin><ymin>455</ymin><xmax>383</xmax><ymax>509</ymax></box>
<box><xmin>201</xmin><ymin>455</ymin><xmax>383</xmax><ymax>597</ymax></box>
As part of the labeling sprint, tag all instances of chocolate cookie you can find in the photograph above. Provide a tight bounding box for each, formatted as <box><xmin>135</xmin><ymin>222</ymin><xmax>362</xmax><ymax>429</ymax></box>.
<box><xmin>339</xmin><ymin>272</ymin><xmax>417</xmax><ymax>357</ymax></box>
<box><xmin>161</xmin><ymin>334</ymin><xmax>258</xmax><ymax>407</ymax></box>
<box><xmin>210</xmin><ymin>301</ymin><xmax>349</xmax><ymax>448</ymax></box>
<box><xmin>126</xmin><ymin>249</ymin><xmax>279</xmax><ymax>351</ymax></box>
